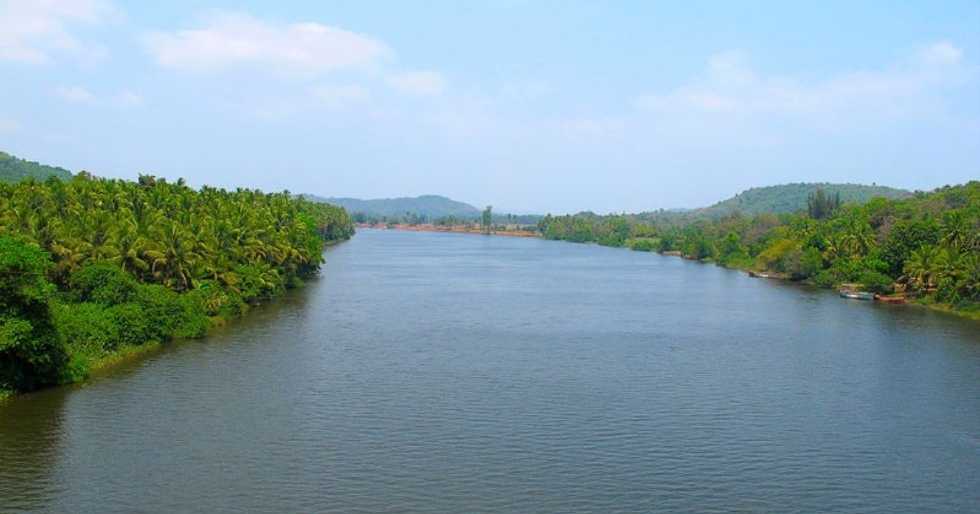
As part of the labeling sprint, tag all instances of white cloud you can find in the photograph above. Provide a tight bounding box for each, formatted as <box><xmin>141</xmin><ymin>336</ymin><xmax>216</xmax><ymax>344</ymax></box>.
<box><xmin>144</xmin><ymin>11</ymin><xmax>390</xmax><ymax>74</ymax></box>
<box><xmin>0</xmin><ymin>0</ymin><xmax>114</xmax><ymax>64</ymax></box>
<box><xmin>635</xmin><ymin>41</ymin><xmax>971</xmax><ymax>119</ymax></box>
<box><xmin>386</xmin><ymin>70</ymin><xmax>447</xmax><ymax>96</ymax></box>
<box><xmin>54</xmin><ymin>85</ymin><xmax>95</xmax><ymax>103</ymax></box>
<box><xmin>115</xmin><ymin>90</ymin><xmax>144</xmax><ymax>107</ymax></box>
<box><xmin>918</xmin><ymin>40</ymin><xmax>962</xmax><ymax>66</ymax></box>
<box><xmin>310</xmin><ymin>84</ymin><xmax>371</xmax><ymax>109</ymax></box>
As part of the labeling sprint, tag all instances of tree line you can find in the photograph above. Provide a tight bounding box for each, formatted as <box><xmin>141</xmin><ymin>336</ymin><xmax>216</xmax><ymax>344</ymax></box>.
<box><xmin>538</xmin><ymin>183</ymin><xmax>980</xmax><ymax>315</ymax></box>
<box><xmin>1</xmin><ymin>173</ymin><xmax>353</xmax><ymax>393</ymax></box>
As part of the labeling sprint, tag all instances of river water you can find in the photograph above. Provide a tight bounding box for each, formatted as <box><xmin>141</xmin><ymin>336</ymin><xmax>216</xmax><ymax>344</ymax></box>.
<box><xmin>1</xmin><ymin>229</ymin><xmax>978</xmax><ymax>513</ymax></box>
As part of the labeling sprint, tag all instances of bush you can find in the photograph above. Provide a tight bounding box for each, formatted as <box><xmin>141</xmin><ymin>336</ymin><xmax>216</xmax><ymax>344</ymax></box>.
<box><xmin>812</xmin><ymin>270</ymin><xmax>838</xmax><ymax>288</ymax></box>
<box><xmin>800</xmin><ymin>247</ymin><xmax>824</xmax><ymax>279</ymax></box>
<box><xmin>69</xmin><ymin>263</ymin><xmax>138</xmax><ymax>305</ymax></box>
<box><xmin>175</xmin><ymin>294</ymin><xmax>210</xmax><ymax>338</ymax></box>
<box><xmin>756</xmin><ymin>239</ymin><xmax>798</xmax><ymax>272</ymax></box>
<box><xmin>0</xmin><ymin>237</ymin><xmax>65</xmax><ymax>391</ymax></box>
<box><xmin>108</xmin><ymin>303</ymin><xmax>150</xmax><ymax>346</ymax></box>
<box><xmin>235</xmin><ymin>264</ymin><xmax>285</xmax><ymax>303</ymax></box>
<box><xmin>52</xmin><ymin>302</ymin><xmax>120</xmax><ymax>355</ymax></box>
<box><xmin>859</xmin><ymin>271</ymin><xmax>895</xmax><ymax>294</ymax></box>
<box><xmin>134</xmin><ymin>284</ymin><xmax>188</xmax><ymax>342</ymax></box>
<box><xmin>628</xmin><ymin>238</ymin><xmax>658</xmax><ymax>252</ymax></box>
<box><xmin>187</xmin><ymin>281</ymin><xmax>247</xmax><ymax>319</ymax></box>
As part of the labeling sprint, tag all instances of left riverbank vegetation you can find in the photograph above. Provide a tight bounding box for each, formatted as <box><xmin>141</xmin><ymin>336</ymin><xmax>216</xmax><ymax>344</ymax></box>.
<box><xmin>538</xmin><ymin>182</ymin><xmax>980</xmax><ymax>318</ymax></box>
<box><xmin>0</xmin><ymin>173</ymin><xmax>353</xmax><ymax>396</ymax></box>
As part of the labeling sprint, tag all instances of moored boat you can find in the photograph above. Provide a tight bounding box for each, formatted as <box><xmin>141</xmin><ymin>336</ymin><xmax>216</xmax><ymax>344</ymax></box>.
<box><xmin>840</xmin><ymin>290</ymin><xmax>875</xmax><ymax>300</ymax></box>
<box><xmin>875</xmin><ymin>294</ymin><xmax>907</xmax><ymax>304</ymax></box>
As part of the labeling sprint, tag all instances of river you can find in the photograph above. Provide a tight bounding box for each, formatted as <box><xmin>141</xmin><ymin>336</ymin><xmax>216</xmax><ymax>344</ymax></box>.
<box><xmin>1</xmin><ymin>229</ymin><xmax>978</xmax><ymax>513</ymax></box>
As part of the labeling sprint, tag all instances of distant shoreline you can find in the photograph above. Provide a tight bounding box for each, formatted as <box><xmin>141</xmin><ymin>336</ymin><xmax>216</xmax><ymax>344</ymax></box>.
<box><xmin>357</xmin><ymin>223</ymin><xmax>539</xmax><ymax>238</ymax></box>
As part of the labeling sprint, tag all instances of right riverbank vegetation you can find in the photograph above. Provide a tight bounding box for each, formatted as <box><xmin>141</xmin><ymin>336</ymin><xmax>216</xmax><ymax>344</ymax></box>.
<box><xmin>1</xmin><ymin>173</ymin><xmax>353</xmax><ymax>397</ymax></box>
<box><xmin>538</xmin><ymin>182</ymin><xmax>980</xmax><ymax>319</ymax></box>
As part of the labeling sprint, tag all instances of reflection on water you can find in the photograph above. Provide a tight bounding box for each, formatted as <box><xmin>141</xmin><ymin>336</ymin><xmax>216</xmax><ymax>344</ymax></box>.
<box><xmin>1</xmin><ymin>229</ymin><xmax>978</xmax><ymax>513</ymax></box>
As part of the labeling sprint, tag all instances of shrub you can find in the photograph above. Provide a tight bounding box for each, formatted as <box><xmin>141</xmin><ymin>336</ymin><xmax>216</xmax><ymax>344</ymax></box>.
<box><xmin>134</xmin><ymin>284</ymin><xmax>187</xmax><ymax>342</ymax></box>
<box><xmin>812</xmin><ymin>270</ymin><xmax>838</xmax><ymax>288</ymax></box>
<box><xmin>174</xmin><ymin>294</ymin><xmax>210</xmax><ymax>338</ymax></box>
<box><xmin>69</xmin><ymin>263</ymin><xmax>138</xmax><ymax>305</ymax></box>
<box><xmin>108</xmin><ymin>303</ymin><xmax>150</xmax><ymax>346</ymax></box>
<box><xmin>0</xmin><ymin>237</ymin><xmax>65</xmax><ymax>391</ymax></box>
<box><xmin>628</xmin><ymin>238</ymin><xmax>658</xmax><ymax>252</ymax></box>
<box><xmin>756</xmin><ymin>238</ymin><xmax>799</xmax><ymax>272</ymax></box>
<box><xmin>235</xmin><ymin>264</ymin><xmax>285</xmax><ymax>303</ymax></box>
<box><xmin>859</xmin><ymin>271</ymin><xmax>895</xmax><ymax>294</ymax></box>
<box><xmin>800</xmin><ymin>247</ymin><xmax>824</xmax><ymax>279</ymax></box>
<box><xmin>52</xmin><ymin>302</ymin><xmax>121</xmax><ymax>355</ymax></box>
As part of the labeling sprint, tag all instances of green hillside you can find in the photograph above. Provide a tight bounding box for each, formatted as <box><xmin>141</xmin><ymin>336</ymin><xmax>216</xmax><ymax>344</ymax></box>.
<box><xmin>696</xmin><ymin>183</ymin><xmax>912</xmax><ymax>218</ymax></box>
<box><xmin>0</xmin><ymin>151</ymin><xmax>72</xmax><ymax>183</ymax></box>
<box><xmin>306</xmin><ymin>194</ymin><xmax>481</xmax><ymax>220</ymax></box>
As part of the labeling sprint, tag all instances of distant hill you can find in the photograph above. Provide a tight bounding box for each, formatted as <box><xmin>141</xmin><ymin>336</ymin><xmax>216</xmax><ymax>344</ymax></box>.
<box><xmin>305</xmin><ymin>194</ymin><xmax>481</xmax><ymax>219</ymax></box>
<box><xmin>0</xmin><ymin>151</ymin><xmax>72</xmax><ymax>183</ymax></box>
<box><xmin>643</xmin><ymin>183</ymin><xmax>913</xmax><ymax>221</ymax></box>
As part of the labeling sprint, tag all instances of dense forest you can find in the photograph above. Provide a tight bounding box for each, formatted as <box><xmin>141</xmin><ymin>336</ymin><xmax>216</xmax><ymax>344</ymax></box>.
<box><xmin>0</xmin><ymin>151</ymin><xmax>73</xmax><ymax>183</ymax></box>
<box><xmin>539</xmin><ymin>182</ymin><xmax>980</xmax><ymax>317</ymax></box>
<box><xmin>1</xmin><ymin>173</ymin><xmax>353</xmax><ymax>395</ymax></box>
<box><xmin>634</xmin><ymin>183</ymin><xmax>912</xmax><ymax>224</ymax></box>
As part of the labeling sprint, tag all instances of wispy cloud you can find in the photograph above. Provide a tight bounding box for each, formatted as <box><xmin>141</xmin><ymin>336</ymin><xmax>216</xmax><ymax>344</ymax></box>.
<box><xmin>310</xmin><ymin>84</ymin><xmax>371</xmax><ymax>109</ymax></box>
<box><xmin>54</xmin><ymin>85</ymin><xmax>96</xmax><ymax>103</ymax></box>
<box><xmin>144</xmin><ymin>11</ymin><xmax>390</xmax><ymax>74</ymax></box>
<box><xmin>114</xmin><ymin>90</ymin><xmax>144</xmax><ymax>107</ymax></box>
<box><xmin>0</xmin><ymin>0</ymin><xmax>115</xmax><ymax>64</ymax></box>
<box><xmin>386</xmin><ymin>70</ymin><xmax>447</xmax><ymax>96</ymax></box>
<box><xmin>635</xmin><ymin>42</ymin><xmax>972</xmax><ymax>121</ymax></box>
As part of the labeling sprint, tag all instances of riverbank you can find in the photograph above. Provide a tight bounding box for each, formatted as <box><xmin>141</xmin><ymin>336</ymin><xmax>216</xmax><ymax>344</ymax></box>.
<box><xmin>646</xmin><ymin>247</ymin><xmax>980</xmax><ymax>321</ymax></box>
<box><xmin>357</xmin><ymin>223</ymin><xmax>539</xmax><ymax>238</ymax></box>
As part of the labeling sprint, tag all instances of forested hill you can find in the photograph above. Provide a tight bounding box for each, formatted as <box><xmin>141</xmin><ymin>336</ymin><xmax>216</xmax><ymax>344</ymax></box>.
<box><xmin>0</xmin><ymin>151</ymin><xmax>72</xmax><ymax>183</ymax></box>
<box><xmin>306</xmin><ymin>194</ymin><xmax>481</xmax><ymax>219</ymax></box>
<box><xmin>644</xmin><ymin>183</ymin><xmax>912</xmax><ymax>220</ymax></box>
<box><xmin>538</xmin><ymin>181</ymin><xmax>979</xmax><ymax>318</ymax></box>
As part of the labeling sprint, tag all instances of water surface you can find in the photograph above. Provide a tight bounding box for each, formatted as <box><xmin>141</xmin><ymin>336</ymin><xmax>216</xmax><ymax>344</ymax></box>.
<box><xmin>2</xmin><ymin>229</ymin><xmax>978</xmax><ymax>513</ymax></box>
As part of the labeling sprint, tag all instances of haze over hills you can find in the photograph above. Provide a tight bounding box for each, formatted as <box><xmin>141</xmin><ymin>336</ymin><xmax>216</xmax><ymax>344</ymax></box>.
<box><xmin>638</xmin><ymin>183</ymin><xmax>913</xmax><ymax>221</ymax></box>
<box><xmin>304</xmin><ymin>194</ymin><xmax>482</xmax><ymax>220</ymax></box>
<box><xmin>0</xmin><ymin>151</ymin><xmax>72</xmax><ymax>183</ymax></box>
<box><xmin>1</xmin><ymin>150</ymin><xmax>916</xmax><ymax>222</ymax></box>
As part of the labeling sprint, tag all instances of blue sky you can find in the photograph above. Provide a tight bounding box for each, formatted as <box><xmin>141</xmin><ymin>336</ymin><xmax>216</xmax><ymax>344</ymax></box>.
<box><xmin>1</xmin><ymin>1</ymin><xmax>978</xmax><ymax>213</ymax></box>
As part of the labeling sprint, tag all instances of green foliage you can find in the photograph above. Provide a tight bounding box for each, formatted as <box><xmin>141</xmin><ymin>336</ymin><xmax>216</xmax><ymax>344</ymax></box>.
<box><xmin>800</xmin><ymin>247</ymin><xmax>824</xmax><ymax>279</ymax></box>
<box><xmin>627</xmin><ymin>238</ymin><xmax>658</xmax><ymax>252</ymax></box>
<box><xmin>0</xmin><ymin>237</ymin><xmax>65</xmax><ymax>391</ymax></box>
<box><xmin>482</xmin><ymin>205</ymin><xmax>493</xmax><ymax>234</ymax></box>
<box><xmin>52</xmin><ymin>301</ymin><xmax>121</xmax><ymax>355</ymax></box>
<box><xmin>108</xmin><ymin>303</ymin><xmax>151</xmax><ymax>347</ymax></box>
<box><xmin>859</xmin><ymin>271</ymin><xmax>894</xmax><ymax>294</ymax></box>
<box><xmin>692</xmin><ymin>182</ymin><xmax>910</xmax><ymax>219</ymax></box>
<box><xmin>537</xmin><ymin>181</ymin><xmax>979</xmax><ymax>313</ymax></box>
<box><xmin>69</xmin><ymin>263</ymin><xmax>138</xmax><ymax>304</ymax></box>
<box><xmin>807</xmin><ymin>188</ymin><xmax>841</xmax><ymax>219</ymax></box>
<box><xmin>0</xmin><ymin>151</ymin><xmax>72</xmax><ymax>183</ymax></box>
<box><xmin>0</xmin><ymin>170</ymin><xmax>355</xmax><ymax>393</ymax></box>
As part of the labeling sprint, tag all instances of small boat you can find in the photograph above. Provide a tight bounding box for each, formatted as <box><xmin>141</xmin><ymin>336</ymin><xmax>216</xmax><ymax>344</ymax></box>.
<box><xmin>840</xmin><ymin>290</ymin><xmax>875</xmax><ymax>300</ymax></box>
<box><xmin>875</xmin><ymin>294</ymin><xmax>907</xmax><ymax>304</ymax></box>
